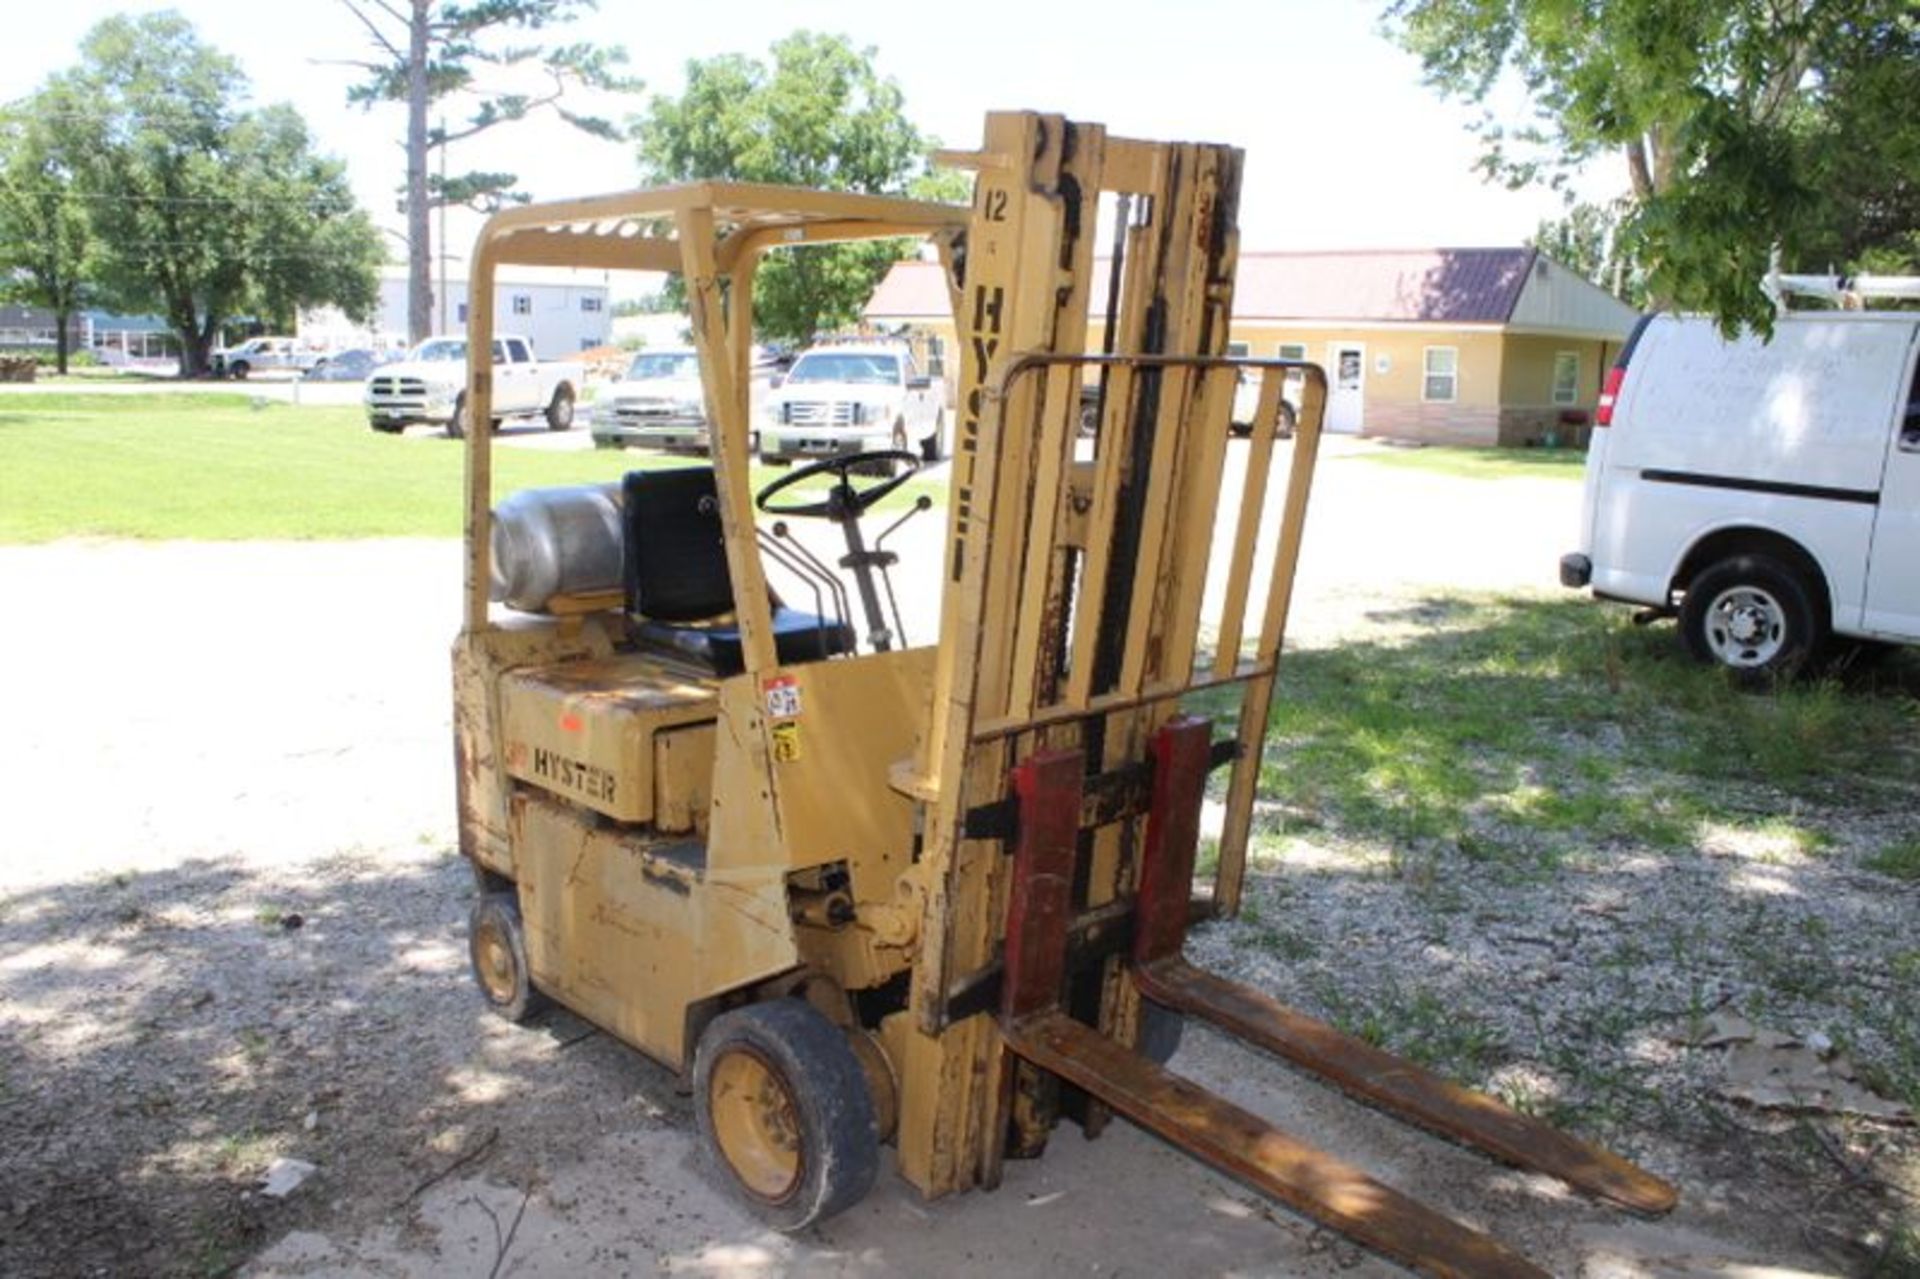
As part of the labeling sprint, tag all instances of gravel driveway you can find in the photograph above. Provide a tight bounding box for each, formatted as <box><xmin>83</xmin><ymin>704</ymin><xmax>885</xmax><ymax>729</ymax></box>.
<box><xmin>0</xmin><ymin>442</ymin><xmax>1870</xmax><ymax>1277</ymax></box>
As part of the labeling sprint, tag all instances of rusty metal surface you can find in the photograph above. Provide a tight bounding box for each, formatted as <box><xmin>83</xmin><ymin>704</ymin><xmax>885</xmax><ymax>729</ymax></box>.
<box><xmin>1133</xmin><ymin>717</ymin><xmax>1212</xmax><ymax>966</ymax></box>
<box><xmin>1134</xmin><ymin>957</ymin><xmax>1679</xmax><ymax>1216</ymax></box>
<box><xmin>1000</xmin><ymin>750</ymin><xmax>1087</xmax><ymax>1022</ymax></box>
<box><xmin>1006</xmin><ymin>1010</ymin><xmax>1550</xmax><ymax>1279</ymax></box>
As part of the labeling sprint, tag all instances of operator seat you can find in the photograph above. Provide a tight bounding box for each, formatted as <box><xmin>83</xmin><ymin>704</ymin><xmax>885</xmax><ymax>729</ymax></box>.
<box><xmin>622</xmin><ymin>467</ymin><xmax>853</xmax><ymax>676</ymax></box>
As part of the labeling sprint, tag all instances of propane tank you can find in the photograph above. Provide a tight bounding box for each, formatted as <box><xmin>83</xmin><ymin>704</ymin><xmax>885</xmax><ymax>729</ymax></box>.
<box><xmin>490</xmin><ymin>483</ymin><xmax>624</xmax><ymax>611</ymax></box>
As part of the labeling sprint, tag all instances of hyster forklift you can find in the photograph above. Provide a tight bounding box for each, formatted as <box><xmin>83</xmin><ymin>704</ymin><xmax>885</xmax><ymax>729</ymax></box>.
<box><xmin>451</xmin><ymin>111</ymin><xmax>1676</xmax><ymax>1275</ymax></box>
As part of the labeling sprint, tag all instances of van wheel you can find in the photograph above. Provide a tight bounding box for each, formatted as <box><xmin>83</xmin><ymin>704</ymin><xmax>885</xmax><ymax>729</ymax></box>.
<box><xmin>468</xmin><ymin>893</ymin><xmax>548</xmax><ymax>1023</ymax></box>
<box><xmin>920</xmin><ymin>411</ymin><xmax>944</xmax><ymax>462</ymax></box>
<box><xmin>545</xmin><ymin>385</ymin><xmax>575</xmax><ymax>431</ymax></box>
<box><xmin>1680</xmin><ymin>554</ymin><xmax>1825</xmax><ymax>686</ymax></box>
<box><xmin>694</xmin><ymin>1000</ymin><xmax>878</xmax><ymax>1231</ymax></box>
<box><xmin>446</xmin><ymin>395</ymin><xmax>468</xmax><ymax>439</ymax></box>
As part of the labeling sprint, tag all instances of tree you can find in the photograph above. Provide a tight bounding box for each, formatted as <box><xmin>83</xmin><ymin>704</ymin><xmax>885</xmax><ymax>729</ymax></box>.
<box><xmin>338</xmin><ymin>0</ymin><xmax>639</xmax><ymax>344</ymax></box>
<box><xmin>0</xmin><ymin>90</ymin><xmax>96</xmax><ymax>374</ymax></box>
<box><xmin>634</xmin><ymin>32</ymin><xmax>951</xmax><ymax>345</ymax></box>
<box><xmin>44</xmin><ymin>14</ymin><xmax>384</xmax><ymax>377</ymax></box>
<box><xmin>1530</xmin><ymin>199</ymin><xmax>1647</xmax><ymax>306</ymax></box>
<box><xmin>1386</xmin><ymin>0</ymin><xmax>1920</xmax><ymax>331</ymax></box>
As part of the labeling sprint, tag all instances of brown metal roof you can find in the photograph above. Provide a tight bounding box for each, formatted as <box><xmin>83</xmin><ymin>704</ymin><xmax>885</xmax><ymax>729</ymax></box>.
<box><xmin>1231</xmin><ymin>248</ymin><xmax>1537</xmax><ymax>324</ymax></box>
<box><xmin>866</xmin><ymin>248</ymin><xmax>1544</xmax><ymax>326</ymax></box>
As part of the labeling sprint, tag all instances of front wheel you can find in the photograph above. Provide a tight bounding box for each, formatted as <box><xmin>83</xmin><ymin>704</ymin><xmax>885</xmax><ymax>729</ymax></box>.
<box><xmin>1680</xmin><ymin>554</ymin><xmax>1825</xmax><ymax>686</ymax></box>
<box><xmin>229</xmin><ymin>361</ymin><xmax>251</xmax><ymax>381</ymax></box>
<box><xmin>545</xmin><ymin>384</ymin><xmax>576</xmax><ymax>431</ymax></box>
<box><xmin>694</xmin><ymin>1000</ymin><xmax>879</xmax><ymax>1231</ymax></box>
<box><xmin>446</xmin><ymin>395</ymin><xmax>469</xmax><ymax>439</ymax></box>
<box><xmin>920</xmin><ymin>410</ymin><xmax>945</xmax><ymax>463</ymax></box>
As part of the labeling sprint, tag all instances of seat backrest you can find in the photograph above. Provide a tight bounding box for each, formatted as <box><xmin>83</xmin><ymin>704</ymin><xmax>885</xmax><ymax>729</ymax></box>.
<box><xmin>622</xmin><ymin>467</ymin><xmax>736</xmax><ymax>622</ymax></box>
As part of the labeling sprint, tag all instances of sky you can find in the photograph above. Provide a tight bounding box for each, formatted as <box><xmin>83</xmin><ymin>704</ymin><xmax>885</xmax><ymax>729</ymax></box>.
<box><xmin>0</xmin><ymin>1</ymin><xmax>1621</xmax><ymax>297</ymax></box>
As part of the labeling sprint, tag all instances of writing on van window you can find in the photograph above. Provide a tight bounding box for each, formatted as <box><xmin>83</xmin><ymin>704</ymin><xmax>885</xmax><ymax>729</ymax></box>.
<box><xmin>1631</xmin><ymin>325</ymin><xmax>1914</xmax><ymax>446</ymax></box>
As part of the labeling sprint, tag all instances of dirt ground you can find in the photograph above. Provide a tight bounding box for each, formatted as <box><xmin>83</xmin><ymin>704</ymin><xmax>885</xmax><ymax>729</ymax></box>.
<box><xmin>0</xmin><ymin>443</ymin><xmax>1898</xmax><ymax>1277</ymax></box>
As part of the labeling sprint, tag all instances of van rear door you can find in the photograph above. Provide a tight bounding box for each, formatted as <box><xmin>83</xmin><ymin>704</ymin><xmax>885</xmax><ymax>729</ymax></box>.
<box><xmin>1861</xmin><ymin>325</ymin><xmax>1920</xmax><ymax>637</ymax></box>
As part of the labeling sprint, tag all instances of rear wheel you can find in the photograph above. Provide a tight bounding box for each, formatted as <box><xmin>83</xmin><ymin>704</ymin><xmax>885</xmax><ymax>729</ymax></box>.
<box><xmin>545</xmin><ymin>384</ymin><xmax>576</xmax><ymax>431</ymax></box>
<box><xmin>694</xmin><ymin>1000</ymin><xmax>878</xmax><ymax>1231</ymax></box>
<box><xmin>1680</xmin><ymin>553</ymin><xmax>1825</xmax><ymax>686</ymax></box>
<box><xmin>467</xmin><ymin>893</ymin><xmax>548</xmax><ymax>1023</ymax></box>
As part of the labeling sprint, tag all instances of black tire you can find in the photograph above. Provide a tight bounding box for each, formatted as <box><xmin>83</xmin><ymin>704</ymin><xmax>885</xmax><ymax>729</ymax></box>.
<box><xmin>545</xmin><ymin>384</ymin><xmax>576</xmax><ymax>431</ymax></box>
<box><xmin>1680</xmin><ymin>553</ymin><xmax>1826</xmax><ymax>686</ymax></box>
<box><xmin>920</xmin><ymin>410</ymin><xmax>944</xmax><ymax>463</ymax></box>
<box><xmin>1275</xmin><ymin>401</ymin><xmax>1298</xmax><ymax>439</ymax></box>
<box><xmin>446</xmin><ymin>394</ymin><xmax>468</xmax><ymax>439</ymax></box>
<box><xmin>230</xmin><ymin>361</ymin><xmax>250</xmax><ymax>380</ymax></box>
<box><xmin>467</xmin><ymin>892</ymin><xmax>548</xmax><ymax>1023</ymax></box>
<box><xmin>693</xmin><ymin>1000</ymin><xmax>878</xmax><ymax>1232</ymax></box>
<box><xmin>1138</xmin><ymin>998</ymin><xmax>1185</xmax><ymax>1066</ymax></box>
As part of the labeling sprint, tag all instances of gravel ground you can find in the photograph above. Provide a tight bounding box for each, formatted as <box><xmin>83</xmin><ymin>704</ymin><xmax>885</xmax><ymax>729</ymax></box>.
<box><xmin>0</xmin><ymin>443</ymin><xmax>1906</xmax><ymax>1277</ymax></box>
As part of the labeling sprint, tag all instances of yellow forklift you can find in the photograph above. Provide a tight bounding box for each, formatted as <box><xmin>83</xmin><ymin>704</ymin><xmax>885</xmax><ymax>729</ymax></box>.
<box><xmin>451</xmin><ymin>111</ymin><xmax>1676</xmax><ymax>1276</ymax></box>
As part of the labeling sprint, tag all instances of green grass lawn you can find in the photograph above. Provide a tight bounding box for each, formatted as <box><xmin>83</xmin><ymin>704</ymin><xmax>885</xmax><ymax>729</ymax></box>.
<box><xmin>1346</xmin><ymin>443</ymin><xmax>1588</xmax><ymax>481</ymax></box>
<box><xmin>0</xmin><ymin>393</ymin><xmax>945</xmax><ymax>541</ymax></box>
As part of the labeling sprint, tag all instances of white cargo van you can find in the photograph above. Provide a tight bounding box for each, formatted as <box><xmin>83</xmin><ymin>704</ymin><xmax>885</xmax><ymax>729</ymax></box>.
<box><xmin>1562</xmin><ymin>311</ymin><xmax>1920</xmax><ymax>682</ymax></box>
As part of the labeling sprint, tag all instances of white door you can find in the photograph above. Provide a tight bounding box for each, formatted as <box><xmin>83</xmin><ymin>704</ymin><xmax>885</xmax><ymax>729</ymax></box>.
<box><xmin>1862</xmin><ymin>341</ymin><xmax>1920</xmax><ymax>637</ymax></box>
<box><xmin>1326</xmin><ymin>342</ymin><xmax>1365</xmax><ymax>434</ymax></box>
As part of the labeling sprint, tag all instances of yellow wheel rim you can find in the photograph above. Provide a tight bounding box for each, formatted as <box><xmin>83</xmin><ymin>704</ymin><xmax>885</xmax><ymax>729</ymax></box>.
<box><xmin>709</xmin><ymin>1047</ymin><xmax>803</xmax><ymax>1202</ymax></box>
<box><xmin>473</xmin><ymin>918</ymin><xmax>518</xmax><ymax>1006</ymax></box>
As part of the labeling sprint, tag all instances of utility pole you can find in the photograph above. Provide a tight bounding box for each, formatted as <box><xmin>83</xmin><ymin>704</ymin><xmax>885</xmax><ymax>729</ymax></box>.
<box><xmin>437</xmin><ymin>114</ymin><xmax>447</xmax><ymax>334</ymax></box>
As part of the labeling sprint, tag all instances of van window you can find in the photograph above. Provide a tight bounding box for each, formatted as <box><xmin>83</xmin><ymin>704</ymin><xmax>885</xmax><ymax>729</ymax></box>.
<box><xmin>1552</xmin><ymin>351</ymin><xmax>1580</xmax><ymax>405</ymax></box>
<box><xmin>1423</xmin><ymin>347</ymin><xmax>1458</xmax><ymax>402</ymax></box>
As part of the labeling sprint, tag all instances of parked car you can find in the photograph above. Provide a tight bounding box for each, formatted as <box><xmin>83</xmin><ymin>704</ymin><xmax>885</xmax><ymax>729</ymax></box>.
<box><xmin>211</xmin><ymin>336</ymin><xmax>325</xmax><ymax>379</ymax></box>
<box><xmin>364</xmin><ymin>334</ymin><xmax>583</xmax><ymax>437</ymax></box>
<box><xmin>759</xmin><ymin>339</ymin><xmax>945</xmax><ymax>466</ymax></box>
<box><xmin>303</xmin><ymin>348</ymin><xmax>399</xmax><ymax>382</ymax></box>
<box><xmin>1561</xmin><ymin>310</ymin><xmax>1920</xmax><ymax>683</ymax></box>
<box><xmin>589</xmin><ymin>349</ymin><xmax>708</xmax><ymax>451</ymax></box>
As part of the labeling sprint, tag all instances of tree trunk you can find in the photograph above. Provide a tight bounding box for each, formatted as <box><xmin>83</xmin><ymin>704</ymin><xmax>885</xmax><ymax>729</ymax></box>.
<box><xmin>406</xmin><ymin>0</ymin><xmax>432</xmax><ymax>345</ymax></box>
<box><xmin>53</xmin><ymin>303</ymin><xmax>70</xmax><ymax>377</ymax></box>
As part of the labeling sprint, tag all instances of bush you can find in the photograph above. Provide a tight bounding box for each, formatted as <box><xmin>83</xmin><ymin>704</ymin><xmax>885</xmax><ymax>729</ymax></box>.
<box><xmin>0</xmin><ymin>347</ymin><xmax>103</xmax><ymax>369</ymax></box>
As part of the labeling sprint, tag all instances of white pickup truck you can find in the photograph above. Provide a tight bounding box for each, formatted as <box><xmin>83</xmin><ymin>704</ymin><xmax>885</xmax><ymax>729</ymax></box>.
<box><xmin>211</xmin><ymin>336</ymin><xmax>326</xmax><ymax>379</ymax></box>
<box><xmin>364</xmin><ymin>333</ymin><xmax>582</xmax><ymax>438</ymax></box>
<box><xmin>759</xmin><ymin>340</ymin><xmax>946</xmax><ymax>464</ymax></box>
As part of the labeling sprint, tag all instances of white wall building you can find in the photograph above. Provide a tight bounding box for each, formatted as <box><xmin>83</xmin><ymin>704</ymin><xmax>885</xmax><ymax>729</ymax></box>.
<box><xmin>302</xmin><ymin>266</ymin><xmax>612</xmax><ymax>359</ymax></box>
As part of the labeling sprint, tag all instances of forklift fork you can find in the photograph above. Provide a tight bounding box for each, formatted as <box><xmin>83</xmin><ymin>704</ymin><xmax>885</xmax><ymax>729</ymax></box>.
<box><xmin>998</xmin><ymin>720</ymin><xmax>1676</xmax><ymax>1279</ymax></box>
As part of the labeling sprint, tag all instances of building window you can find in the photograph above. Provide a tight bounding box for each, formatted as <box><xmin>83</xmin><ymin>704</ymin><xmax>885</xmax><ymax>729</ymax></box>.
<box><xmin>511</xmin><ymin>294</ymin><xmax>532</xmax><ymax>316</ymax></box>
<box><xmin>1551</xmin><ymin>351</ymin><xmax>1580</xmax><ymax>405</ymax></box>
<box><xmin>581</xmin><ymin>296</ymin><xmax>603</xmax><ymax>313</ymax></box>
<box><xmin>1225</xmin><ymin>341</ymin><xmax>1251</xmax><ymax>358</ymax></box>
<box><xmin>925</xmin><ymin>334</ymin><xmax>946</xmax><ymax>379</ymax></box>
<box><xmin>1276</xmin><ymin>342</ymin><xmax>1306</xmax><ymax>361</ymax></box>
<box><xmin>1423</xmin><ymin>347</ymin><xmax>1458</xmax><ymax>402</ymax></box>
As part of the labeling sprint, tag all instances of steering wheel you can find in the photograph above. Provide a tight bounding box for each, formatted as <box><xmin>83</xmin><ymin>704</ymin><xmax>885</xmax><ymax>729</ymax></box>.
<box><xmin>755</xmin><ymin>450</ymin><xmax>921</xmax><ymax>519</ymax></box>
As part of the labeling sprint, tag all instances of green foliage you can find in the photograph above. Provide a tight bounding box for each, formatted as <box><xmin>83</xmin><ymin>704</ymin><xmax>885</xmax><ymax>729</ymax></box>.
<box><xmin>1386</xmin><ymin>0</ymin><xmax>1920</xmax><ymax>332</ymax></box>
<box><xmin>0</xmin><ymin>95</ymin><xmax>96</xmax><ymax>373</ymax></box>
<box><xmin>634</xmin><ymin>32</ymin><xmax>956</xmax><ymax>344</ymax></box>
<box><xmin>1531</xmin><ymin>200</ymin><xmax>1647</xmax><ymax>306</ymax></box>
<box><xmin>31</xmin><ymin>14</ymin><xmax>382</xmax><ymax>375</ymax></box>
